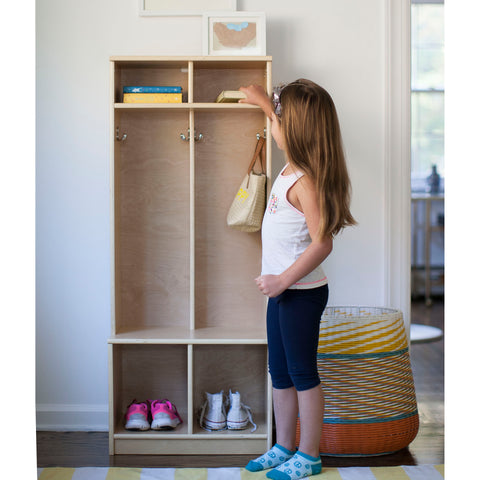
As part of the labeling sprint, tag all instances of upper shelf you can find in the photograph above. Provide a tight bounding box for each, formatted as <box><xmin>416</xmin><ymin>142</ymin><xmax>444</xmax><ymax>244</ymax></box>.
<box><xmin>111</xmin><ymin>56</ymin><xmax>272</xmax><ymax>106</ymax></box>
<box><xmin>114</xmin><ymin>102</ymin><xmax>262</xmax><ymax>111</ymax></box>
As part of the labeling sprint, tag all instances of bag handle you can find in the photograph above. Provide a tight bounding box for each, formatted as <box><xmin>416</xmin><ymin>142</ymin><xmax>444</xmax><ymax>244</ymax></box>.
<box><xmin>247</xmin><ymin>137</ymin><xmax>266</xmax><ymax>175</ymax></box>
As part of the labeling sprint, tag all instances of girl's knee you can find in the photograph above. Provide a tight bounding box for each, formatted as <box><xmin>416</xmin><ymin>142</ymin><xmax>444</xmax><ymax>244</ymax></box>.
<box><xmin>269</xmin><ymin>369</ymin><xmax>295</xmax><ymax>390</ymax></box>
<box><xmin>289</xmin><ymin>371</ymin><xmax>321</xmax><ymax>392</ymax></box>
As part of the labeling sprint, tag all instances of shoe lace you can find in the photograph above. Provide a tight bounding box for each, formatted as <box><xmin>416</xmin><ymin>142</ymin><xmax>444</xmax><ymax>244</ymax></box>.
<box><xmin>198</xmin><ymin>400</ymin><xmax>207</xmax><ymax>430</ymax></box>
<box><xmin>225</xmin><ymin>395</ymin><xmax>257</xmax><ymax>433</ymax></box>
<box><xmin>242</xmin><ymin>403</ymin><xmax>257</xmax><ymax>433</ymax></box>
<box><xmin>150</xmin><ymin>399</ymin><xmax>183</xmax><ymax>423</ymax></box>
<box><xmin>198</xmin><ymin>394</ymin><xmax>227</xmax><ymax>432</ymax></box>
<box><xmin>125</xmin><ymin>399</ymin><xmax>149</xmax><ymax>418</ymax></box>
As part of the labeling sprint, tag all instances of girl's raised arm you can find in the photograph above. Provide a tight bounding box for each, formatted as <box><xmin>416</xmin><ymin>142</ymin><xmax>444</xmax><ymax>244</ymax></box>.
<box><xmin>239</xmin><ymin>85</ymin><xmax>275</xmax><ymax>120</ymax></box>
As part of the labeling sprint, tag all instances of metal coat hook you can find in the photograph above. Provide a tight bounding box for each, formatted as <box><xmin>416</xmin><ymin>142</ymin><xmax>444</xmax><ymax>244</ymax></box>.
<box><xmin>256</xmin><ymin>127</ymin><xmax>267</xmax><ymax>140</ymax></box>
<box><xmin>180</xmin><ymin>128</ymin><xmax>203</xmax><ymax>142</ymax></box>
<box><xmin>116</xmin><ymin>127</ymin><xmax>127</xmax><ymax>142</ymax></box>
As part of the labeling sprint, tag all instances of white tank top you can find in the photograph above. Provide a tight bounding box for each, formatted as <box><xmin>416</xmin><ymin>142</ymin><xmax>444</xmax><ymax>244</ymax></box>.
<box><xmin>261</xmin><ymin>164</ymin><xmax>328</xmax><ymax>289</ymax></box>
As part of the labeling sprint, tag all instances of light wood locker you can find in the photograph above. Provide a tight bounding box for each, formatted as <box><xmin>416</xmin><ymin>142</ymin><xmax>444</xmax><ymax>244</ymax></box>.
<box><xmin>108</xmin><ymin>56</ymin><xmax>273</xmax><ymax>455</ymax></box>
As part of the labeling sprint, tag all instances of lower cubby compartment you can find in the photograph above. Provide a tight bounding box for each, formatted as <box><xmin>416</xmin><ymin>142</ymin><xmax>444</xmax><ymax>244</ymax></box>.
<box><xmin>193</xmin><ymin>344</ymin><xmax>269</xmax><ymax>437</ymax></box>
<box><xmin>110</xmin><ymin>344</ymin><xmax>189</xmax><ymax>437</ymax></box>
<box><xmin>109</xmin><ymin>343</ymin><xmax>271</xmax><ymax>454</ymax></box>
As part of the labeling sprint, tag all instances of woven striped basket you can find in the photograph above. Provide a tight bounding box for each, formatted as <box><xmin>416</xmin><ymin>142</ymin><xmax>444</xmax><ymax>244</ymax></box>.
<box><xmin>295</xmin><ymin>306</ymin><xmax>419</xmax><ymax>456</ymax></box>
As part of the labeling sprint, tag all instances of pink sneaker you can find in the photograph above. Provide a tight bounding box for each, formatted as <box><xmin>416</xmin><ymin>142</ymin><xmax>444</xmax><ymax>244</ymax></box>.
<box><xmin>124</xmin><ymin>400</ymin><xmax>150</xmax><ymax>430</ymax></box>
<box><xmin>150</xmin><ymin>399</ymin><xmax>182</xmax><ymax>430</ymax></box>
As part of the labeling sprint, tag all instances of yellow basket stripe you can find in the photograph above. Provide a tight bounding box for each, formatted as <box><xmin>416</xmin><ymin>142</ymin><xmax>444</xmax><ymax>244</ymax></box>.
<box><xmin>319</xmin><ymin>318</ymin><xmax>397</xmax><ymax>337</ymax></box>
<box><xmin>318</xmin><ymin>333</ymin><xmax>406</xmax><ymax>354</ymax></box>
<box><xmin>318</xmin><ymin>320</ymin><xmax>408</xmax><ymax>354</ymax></box>
<box><xmin>318</xmin><ymin>320</ymin><xmax>358</xmax><ymax>334</ymax></box>
<box><xmin>319</xmin><ymin>316</ymin><xmax>406</xmax><ymax>339</ymax></box>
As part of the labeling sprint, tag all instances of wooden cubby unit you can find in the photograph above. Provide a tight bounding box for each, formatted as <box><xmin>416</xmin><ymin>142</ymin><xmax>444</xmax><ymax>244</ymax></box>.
<box><xmin>109</xmin><ymin>56</ymin><xmax>273</xmax><ymax>455</ymax></box>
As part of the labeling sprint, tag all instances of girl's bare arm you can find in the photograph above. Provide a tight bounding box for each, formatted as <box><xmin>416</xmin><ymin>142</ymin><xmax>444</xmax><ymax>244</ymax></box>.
<box><xmin>239</xmin><ymin>85</ymin><xmax>275</xmax><ymax>120</ymax></box>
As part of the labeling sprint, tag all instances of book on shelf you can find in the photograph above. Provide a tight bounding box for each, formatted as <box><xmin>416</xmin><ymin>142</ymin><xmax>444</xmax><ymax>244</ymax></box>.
<box><xmin>215</xmin><ymin>90</ymin><xmax>247</xmax><ymax>103</ymax></box>
<box><xmin>123</xmin><ymin>93</ymin><xmax>183</xmax><ymax>104</ymax></box>
<box><xmin>123</xmin><ymin>86</ymin><xmax>182</xmax><ymax>93</ymax></box>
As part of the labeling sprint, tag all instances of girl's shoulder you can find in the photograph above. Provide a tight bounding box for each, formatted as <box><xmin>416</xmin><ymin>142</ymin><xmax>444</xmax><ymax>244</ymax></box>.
<box><xmin>286</xmin><ymin>173</ymin><xmax>318</xmax><ymax>215</ymax></box>
<box><xmin>282</xmin><ymin>164</ymin><xmax>316</xmax><ymax>196</ymax></box>
<box><xmin>294</xmin><ymin>174</ymin><xmax>316</xmax><ymax>195</ymax></box>
<box><xmin>289</xmin><ymin>170</ymin><xmax>316</xmax><ymax>208</ymax></box>
<box><xmin>283</xmin><ymin>164</ymin><xmax>313</xmax><ymax>188</ymax></box>
<box><xmin>282</xmin><ymin>163</ymin><xmax>304</xmax><ymax>177</ymax></box>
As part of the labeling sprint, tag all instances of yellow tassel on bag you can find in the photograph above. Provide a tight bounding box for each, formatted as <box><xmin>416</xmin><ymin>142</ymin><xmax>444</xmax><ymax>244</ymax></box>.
<box><xmin>235</xmin><ymin>188</ymin><xmax>250</xmax><ymax>204</ymax></box>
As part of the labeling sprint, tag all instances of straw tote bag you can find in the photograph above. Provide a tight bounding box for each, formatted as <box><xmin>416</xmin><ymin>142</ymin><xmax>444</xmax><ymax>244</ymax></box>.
<box><xmin>227</xmin><ymin>137</ymin><xmax>266</xmax><ymax>232</ymax></box>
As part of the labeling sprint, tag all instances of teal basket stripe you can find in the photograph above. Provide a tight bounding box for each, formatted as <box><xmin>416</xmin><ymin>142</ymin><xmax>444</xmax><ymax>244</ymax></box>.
<box><xmin>323</xmin><ymin>410</ymin><xmax>418</xmax><ymax>425</ymax></box>
<box><xmin>317</xmin><ymin>347</ymin><xmax>409</xmax><ymax>360</ymax></box>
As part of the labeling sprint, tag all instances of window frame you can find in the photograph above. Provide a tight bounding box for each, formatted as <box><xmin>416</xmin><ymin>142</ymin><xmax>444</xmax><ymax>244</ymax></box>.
<box><xmin>410</xmin><ymin>0</ymin><xmax>444</xmax><ymax>187</ymax></box>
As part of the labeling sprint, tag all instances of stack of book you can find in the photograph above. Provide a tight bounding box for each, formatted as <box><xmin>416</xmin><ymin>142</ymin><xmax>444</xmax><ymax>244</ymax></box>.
<box><xmin>123</xmin><ymin>86</ymin><xmax>182</xmax><ymax>103</ymax></box>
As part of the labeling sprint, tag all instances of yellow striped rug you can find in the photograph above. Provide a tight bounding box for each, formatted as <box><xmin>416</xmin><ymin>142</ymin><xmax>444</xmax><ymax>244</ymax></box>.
<box><xmin>37</xmin><ymin>465</ymin><xmax>444</xmax><ymax>479</ymax></box>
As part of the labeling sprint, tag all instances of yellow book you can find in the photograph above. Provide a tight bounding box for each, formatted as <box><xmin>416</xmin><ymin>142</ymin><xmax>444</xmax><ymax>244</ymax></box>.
<box><xmin>123</xmin><ymin>93</ymin><xmax>182</xmax><ymax>103</ymax></box>
<box><xmin>215</xmin><ymin>90</ymin><xmax>247</xmax><ymax>103</ymax></box>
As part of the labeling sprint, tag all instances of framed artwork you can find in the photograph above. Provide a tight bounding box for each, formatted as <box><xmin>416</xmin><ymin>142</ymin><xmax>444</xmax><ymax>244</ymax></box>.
<box><xmin>203</xmin><ymin>12</ymin><xmax>266</xmax><ymax>56</ymax></box>
<box><xmin>139</xmin><ymin>0</ymin><xmax>237</xmax><ymax>16</ymax></box>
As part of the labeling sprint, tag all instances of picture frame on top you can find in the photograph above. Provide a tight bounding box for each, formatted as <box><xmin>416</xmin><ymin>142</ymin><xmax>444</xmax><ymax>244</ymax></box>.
<box><xmin>203</xmin><ymin>12</ymin><xmax>266</xmax><ymax>56</ymax></box>
<box><xmin>139</xmin><ymin>0</ymin><xmax>237</xmax><ymax>16</ymax></box>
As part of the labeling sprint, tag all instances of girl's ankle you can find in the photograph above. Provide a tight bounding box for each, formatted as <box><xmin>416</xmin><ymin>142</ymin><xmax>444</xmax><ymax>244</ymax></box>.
<box><xmin>298</xmin><ymin>449</ymin><xmax>319</xmax><ymax>458</ymax></box>
<box><xmin>278</xmin><ymin>443</ymin><xmax>296</xmax><ymax>453</ymax></box>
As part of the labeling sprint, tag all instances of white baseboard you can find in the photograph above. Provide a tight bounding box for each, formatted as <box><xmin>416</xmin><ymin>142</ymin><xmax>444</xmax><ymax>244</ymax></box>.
<box><xmin>36</xmin><ymin>403</ymin><xmax>108</xmax><ymax>431</ymax></box>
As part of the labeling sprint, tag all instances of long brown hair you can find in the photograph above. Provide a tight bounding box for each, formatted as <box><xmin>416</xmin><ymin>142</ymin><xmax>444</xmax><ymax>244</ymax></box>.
<box><xmin>278</xmin><ymin>79</ymin><xmax>356</xmax><ymax>240</ymax></box>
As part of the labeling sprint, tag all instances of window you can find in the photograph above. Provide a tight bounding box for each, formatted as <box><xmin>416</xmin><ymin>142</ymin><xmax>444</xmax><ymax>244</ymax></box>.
<box><xmin>411</xmin><ymin>0</ymin><xmax>444</xmax><ymax>191</ymax></box>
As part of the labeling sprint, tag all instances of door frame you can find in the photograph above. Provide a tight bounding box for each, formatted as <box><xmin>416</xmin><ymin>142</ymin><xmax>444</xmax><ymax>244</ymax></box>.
<box><xmin>384</xmin><ymin>0</ymin><xmax>412</xmax><ymax>334</ymax></box>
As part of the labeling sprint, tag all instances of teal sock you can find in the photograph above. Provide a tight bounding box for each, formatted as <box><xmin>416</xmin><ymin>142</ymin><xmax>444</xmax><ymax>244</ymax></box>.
<box><xmin>266</xmin><ymin>451</ymin><xmax>322</xmax><ymax>479</ymax></box>
<box><xmin>245</xmin><ymin>443</ymin><xmax>296</xmax><ymax>472</ymax></box>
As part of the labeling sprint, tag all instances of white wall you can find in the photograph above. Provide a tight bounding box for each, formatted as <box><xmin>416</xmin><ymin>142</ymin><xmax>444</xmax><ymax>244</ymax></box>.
<box><xmin>36</xmin><ymin>0</ymin><xmax>407</xmax><ymax>430</ymax></box>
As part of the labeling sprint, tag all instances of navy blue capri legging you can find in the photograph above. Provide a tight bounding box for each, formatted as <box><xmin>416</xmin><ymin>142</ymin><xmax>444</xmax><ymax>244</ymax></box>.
<box><xmin>267</xmin><ymin>285</ymin><xmax>329</xmax><ymax>392</ymax></box>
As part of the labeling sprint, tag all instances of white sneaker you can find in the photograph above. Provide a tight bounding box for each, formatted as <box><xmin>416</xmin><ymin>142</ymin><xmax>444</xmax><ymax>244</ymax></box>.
<box><xmin>199</xmin><ymin>391</ymin><xmax>227</xmax><ymax>431</ymax></box>
<box><xmin>226</xmin><ymin>390</ymin><xmax>257</xmax><ymax>432</ymax></box>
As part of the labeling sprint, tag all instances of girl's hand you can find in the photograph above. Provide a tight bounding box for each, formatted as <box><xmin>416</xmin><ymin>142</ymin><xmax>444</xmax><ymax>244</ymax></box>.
<box><xmin>239</xmin><ymin>85</ymin><xmax>274</xmax><ymax>119</ymax></box>
<box><xmin>239</xmin><ymin>84</ymin><xmax>268</xmax><ymax>105</ymax></box>
<box><xmin>255</xmin><ymin>274</ymin><xmax>286</xmax><ymax>298</ymax></box>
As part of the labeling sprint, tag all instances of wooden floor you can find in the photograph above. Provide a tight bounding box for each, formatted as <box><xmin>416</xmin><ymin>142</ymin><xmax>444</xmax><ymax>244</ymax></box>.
<box><xmin>37</xmin><ymin>299</ymin><xmax>444</xmax><ymax>468</ymax></box>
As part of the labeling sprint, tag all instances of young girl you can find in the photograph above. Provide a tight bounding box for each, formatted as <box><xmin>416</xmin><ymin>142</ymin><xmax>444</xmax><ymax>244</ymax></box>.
<box><xmin>239</xmin><ymin>80</ymin><xmax>356</xmax><ymax>479</ymax></box>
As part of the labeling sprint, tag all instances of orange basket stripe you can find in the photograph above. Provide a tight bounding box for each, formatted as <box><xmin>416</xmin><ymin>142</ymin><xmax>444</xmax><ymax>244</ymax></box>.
<box><xmin>295</xmin><ymin>414</ymin><xmax>419</xmax><ymax>456</ymax></box>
